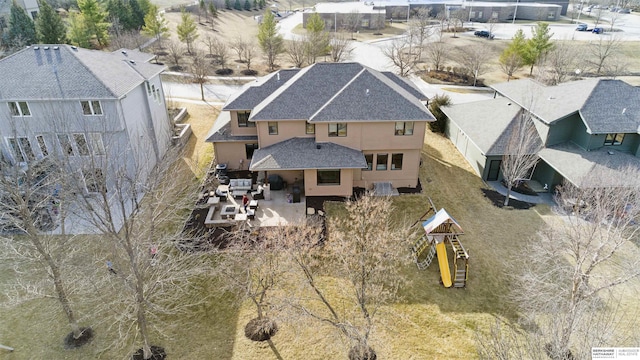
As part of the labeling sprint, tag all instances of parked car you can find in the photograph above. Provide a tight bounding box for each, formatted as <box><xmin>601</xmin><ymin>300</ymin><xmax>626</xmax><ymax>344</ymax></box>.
<box><xmin>592</xmin><ymin>27</ymin><xmax>604</xmax><ymax>34</ymax></box>
<box><xmin>474</xmin><ymin>30</ymin><xmax>494</xmax><ymax>39</ymax></box>
<box><xmin>618</xmin><ymin>8</ymin><xmax>631</xmax><ymax>13</ymax></box>
<box><xmin>576</xmin><ymin>23</ymin><xmax>588</xmax><ymax>31</ymax></box>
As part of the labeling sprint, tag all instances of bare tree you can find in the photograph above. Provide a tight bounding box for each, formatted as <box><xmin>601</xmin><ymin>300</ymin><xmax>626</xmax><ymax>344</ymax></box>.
<box><xmin>166</xmin><ymin>40</ymin><xmax>185</xmax><ymax>71</ymax></box>
<box><xmin>584</xmin><ymin>35</ymin><xmax>623</xmax><ymax>76</ymax></box>
<box><xmin>407</xmin><ymin>7</ymin><xmax>433</xmax><ymax>61</ymax></box>
<box><xmin>344</xmin><ymin>10</ymin><xmax>363</xmax><ymax>39</ymax></box>
<box><xmin>190</xmin><ymin>50</ymin><xmax>210</xmax><ymax>100</ymax></box>
<box><xmin>64</xmin><ymin>135</ymin><xmax>213</xmax><ymax>359</ymax></box>
<box><xmin>383</xmin><ymin>36</ymin><xmax>418</xmax><ymax>77</ymax></box>
<box><xmin>541</xmin><ymin>41</ymin><xmax>582</xmax><ymax>85</ymax></box>
<box><xmin>0</xmin><ymin>155</ymin><xmax>94</xmax><ymax>348</ymax></box>
<box><xmin>329</xmin><ymin>31</ymin><xmax>353</xmax><ymax>62</ymax></box>
<box><xmin>243</xmin><ymin>41</ymin><xmax>257</xmax><ymax>73</ymax></box>
<box><xmin>286</xmin><ymin>37</ymin><xmax>306</xmax><ymax>67</ymax></box>
<box><xmin>499</xmin><ymin>51</ymin><xmax>524</xmax><ymax>82</ymax></box>
<box><xmin>230</xmin><ymin>36</ymin><xmax>248</xmax><ymax>63</ymax></box>
<box><xmin>450</xmin><ymin>8</ymin><xmax>469</xmax><ymax>38</ymax></box>
<box><xmin>283</xmin><ymin>196</ymin><xmax>416</xmax><ymax>360</ymax></box>
<box><xmin>487</xmin><ymin>18</ymin><xmax>499</xmax><ymax>35</ymax></box>
<box><xmin>208</xmin><ymin>35</ymin><xmax>229</xmax><ymax>70</ymax></box>
<box><xmin>425</xmin><ymin>39</ymin><xmax>449</xmax><ymax>71</ymax></box>
<box><xmin>513</xmin><ymin>171</ymin><xmax>640</xmax><ymax>359</ymax></box>
<box><xmin>456</xmin><ymin>45</ymin><xmax>491</xmax><ymax>86</ymax></box>
<box><xmin>500</xmin><ymin>110</ymin><xmax>542</xmax><ymax>206</ymax></box>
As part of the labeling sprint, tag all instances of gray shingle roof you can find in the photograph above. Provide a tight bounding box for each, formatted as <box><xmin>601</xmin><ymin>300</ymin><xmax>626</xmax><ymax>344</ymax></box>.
<box><xmin>311</xmin><ymin>68</ymin><xmax>434</xmax><ymax>122</ymax></box>
<box><xmin>442</xmin><ymin>97</ymin><xmax>525</xmax><ymax>155</ymax></box>
<box><xmin>248</xmin><ymin>62</ymin><xmax>433</xmax><ymax>123</ymax></box>
<box><xmin>539</xmin><ymin>142</ymin><xmax>640</xmax><ymax>188</ymax></box>
<box><xmin>223</xmin><ymin>68</ymin><xmax>300</xmax><ymax>110</ymax></box>
<box><xmin>205</xmin><ymin>111</ymin><xmax>258</xmax><ymax>142</ymax></box>
<box><xmin>580</xmin><ymin>80</ymin><xmax>640</xmax><ymax>134</ymax></box>
<box><xmin>491</xmin><ymin>78</ymin><xmax>599</xmax><ymax>124</ymax></box>
<box><xmin>381</xmin><ymin>71</ymin><xmax>427</xmax><ymax>100</ymax></box>
<box><xmin>0</xmin><ymin>45</ymin><xmax>165</xmax><ymax>101</ymax></box>
<box><xmin>249</xmin><ymin>137</ymin><xmax>367</xmax><ymax>171</ymax></box>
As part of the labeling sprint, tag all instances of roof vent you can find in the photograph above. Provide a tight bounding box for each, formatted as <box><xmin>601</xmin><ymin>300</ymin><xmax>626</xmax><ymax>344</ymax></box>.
<box><xmin>121</xmin><ymin>50</ymin><xmax>127</xmax><ymax>55</ymax></box>
<box><xmin>366</xmin><ymin>89</ymin><xmax>370</xmax><ymax>96</ymax></box>
<box><xmin>44</xmin><ymin>46</ymin><xmax>49</xmax><ymax>50</ymax></box>
<box><xmin>33</xmin><ymin>46</ymin><xmax>39</xmax><ymax>50</ymax></box>
<box><xmin>53</xmin><ymin>46</ymin><xmax>59</xmax><ymax>50</ymax></box>
<box><xmin>277</xmin><ymin>73</ymin><xmax>280</xmax><ymax>81</ymax></box>
<box><xmin>622</xmin><ymin>108</ymin><xmax>627</xmax><ymax>114</ymax></box>
<box><xmin>129</xmin><ymin>60</ymin><xmax>136</xmax><ymax>64</ymax></box>
<box><xmin>316</xmin><ymin>144</ymin><xmax>321</xmax><ymax>149</ymax></box>
<box><xmin>70</xmin><ymin>46</ymin><xmax>77</xmax><ymax>50</ymax></box>
<box><xmin>548</xmin><ymin>96</ymin><xmax>555</xmax><ymax>100</ymax></box>
<box><xmin>507</xmin><ymin>103</ymin><xmax>512</xmax><ymax>106</ymax></box>
<box><xmin>608</xmin><ymin>151</ymin><xmax>615</xmax><ymax>155</ymax></box>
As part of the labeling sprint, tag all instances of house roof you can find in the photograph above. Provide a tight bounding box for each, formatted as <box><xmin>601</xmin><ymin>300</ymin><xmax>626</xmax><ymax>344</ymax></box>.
<box><xmin>0</xmin><ymin>45</ymin><xmax>165</xmax><ymax>101</ymax></box>
<box><xmin>492</xmin><ymin>78</ymin><xmax>640</xmax><ymax>134</ymax></box>
<box><xmin>442</xmin><ymin>97</ymin><xmax>526</xmax><ymax>156</ymax></box>
<box><xmin>248</xmin><ymin>62</ymin><xmax>434</xmax><ymax>122</ymax></box>
<box><xmin>249</xmin><ymin>137</ymin><xmax>367</xmax><ymax>171</ymax></box>
<box><xmin>491</xmin><ymin>78</ymin><xmax>599</xmax><ymax>125</ymax></box>
<box><xmin>223</xmin><ymin>69</ymin><xmax>301</xmax><ymax>111</ymax></box>
<box><xmin>580</xmin><ymin>80</ymin><xmax>640</xmax><ymax>134</ymax></box>
<box><xmin>539</xmin><ymin>142</ymin><xmax>640</xmax><ymax>188</ymax></box>
<box><xmin>205</xmin><ymin>111</ymin><xmax>258</xmax><ymax>142</ymax></box>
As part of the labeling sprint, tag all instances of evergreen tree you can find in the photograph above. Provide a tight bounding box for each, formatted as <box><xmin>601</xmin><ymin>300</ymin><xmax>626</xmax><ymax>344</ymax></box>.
<box><xmin>209</xmin><ymin>2</ymin><xmax>217</xmax><ymax>18</ymax></box>
<box><xmin>233</xmin><ymin>0</ymin><xmax>241</xmax><ymax>10</ymax></box>
<box><xmin>36</xmin><ymin>0</ymin><xmax>67</xmax><ymax>44</ymax></box>
<box><xmin>78</xmin><ymin>0</ymin><xmax>110</xmax><ymax>47</ymax></box>
<box><xmin>106</xmin><ymin>0</ymin><xmax>133</xmax><ymax>30</ymax></box>
<box><xmin>199</xmin><ymin>0</ymin><xmax>207</xmax><ymax>21</ymax></box>
<box><xmin>142</xmin><ymin>5</ymin><xmax>168</xmax><ymax>48</ymax></box>
<box><xmin>253</xmin><ymin>0</ymin><xmax>257</xmax><ymax>10</ymax></box>
<box><xmin>129</xmin><ymin>0</ymin><xmax>146</xmax><ymax>29</ymax></box>
<box><xmin>305</xmin><ymin>13</ymin><xmax>329</xmax><ymax>64</ymax></box>
<box><xmin>7</xmin><ymin>1</ymin><xmax>36</xmax><ymax>47</ymax></box>
<box><xmin>137</xmin><ymin>0</ymin><xmax>152</xmax><ymax>17</ymax></box>
<box><xmin>225</xmin><ymin>0</ymin><xmax>231</xmax><ymax>10</ymax></box>
<box><xmin>243</xmin><ymin>0</ymin><xmax>250</xmax><ymax>10</ymax></box>
<box><xmin>525</xmin><ymin>22</ymin><xmax>554</xmax><ymax>75</ymax></box>
<box><xmin>67</xmin><ymin>11</ymin><xmax>91</xmax><ymax>48</ymax></box>
<box><xmin>259</xmin><ymin>0</ymin><xmax>265</xmax><ymax>9</ymax></box>
<box><xmin>427</xmin><ymin>94</ymin><xmax>451</xmax><ymax>133</ymax></box>
<box><xmin>258</xmin><ymin>10</ymin><xmax>283</xmax><ymax>70</ymax></box>
<box><xmin>176</xmin><ymin>9</ymin><xmax>198</xmax><ymax>53</ymax></box>
<box><xmin>499</xmin><ymin>29</ymin><xmax>526</xmax><ymax>81</ymax></box>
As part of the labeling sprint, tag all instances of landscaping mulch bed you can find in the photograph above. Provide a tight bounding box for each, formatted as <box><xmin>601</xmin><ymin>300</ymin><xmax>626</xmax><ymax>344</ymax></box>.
<box><xmin>481</xmin><ymin>188</ymin><xmax>535</xmax><ymax>210</ymax></box>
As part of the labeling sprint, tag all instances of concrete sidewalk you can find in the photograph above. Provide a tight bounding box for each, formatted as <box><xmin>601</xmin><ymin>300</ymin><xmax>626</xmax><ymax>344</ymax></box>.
<box><xmin>487</xmin><ymin>181</ymin><xmax>556</xmax><ymax>206</ymax></box>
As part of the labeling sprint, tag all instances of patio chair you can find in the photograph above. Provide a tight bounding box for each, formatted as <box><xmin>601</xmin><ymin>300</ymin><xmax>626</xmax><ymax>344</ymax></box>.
<box><xmin>251</xmin><ymin>185</ymin><xmax>265</xmax><ymax>200</ymax></box>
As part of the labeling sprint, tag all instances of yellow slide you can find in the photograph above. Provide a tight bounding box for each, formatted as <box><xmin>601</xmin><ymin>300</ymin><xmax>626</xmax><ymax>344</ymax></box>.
<box><xmin>436</xmin><ymin>242</ymin><xmax>452</xmax><ymax>288</ymax></box>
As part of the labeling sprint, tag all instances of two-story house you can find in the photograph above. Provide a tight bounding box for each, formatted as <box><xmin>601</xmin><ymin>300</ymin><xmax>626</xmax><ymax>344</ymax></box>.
<box><xmin>443</xmin><ymin>78</ymin><xmax>640</xmax><ymax>189</ymax></box>
<box><xmin>206</xmin><ymin>62</ymin><xmax>435</xmax><ymax>198</ymax></box>
<box><xmin>0</xmin><ymin>45</ymin><xmax>171</xmax><ymax>228</ymax></box>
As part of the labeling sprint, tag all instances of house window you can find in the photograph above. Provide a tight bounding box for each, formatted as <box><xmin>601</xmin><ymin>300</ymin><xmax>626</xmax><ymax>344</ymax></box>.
<box><xmin>317</xmin><ymin>169</ymin><xmax>340</xmax><ymax>185</ymax></box>
<box><xmin>90</xmin><ymin>133</ymin><xmax>105</xmax><ymax>155</ymax></box>
<box><xmin>306</xmin><ymin>123</ymin><xmax>315</xmax><ymax>134</ymax></box>
<box><xmin>146</xmin><ymin>82</ymin><xmax>152</xmax><ymax>96</ymax></box>
<box><xmin>268</xmin><ymin>122</ymin><xmax>278</xmax><ymax>135</ymax></box>
<box><xmin>81</xmin><ymin>101</ymin><xmax>102</xmax><ymax>115</ymax></box>
<box><xmin>395</xmin><ymin>122</ymin><xmax>414</xmax><ymax>135</ymax></box>
<box><xmin>604</xmin><ymin>133</ymin><xmax>624</xmax><ymax>146</ymax></box>
<box><xmin>36</xmin><ymin>135</ymin><xmax>48</xmax><ymax>157</ymax></box>
<box><xmin>245</xmin><ymin>143</ymin><xmax>259</xmax><ymax>158</ymax></box>
<box><xmin>492</xmin><ymin>11</ymin><xmax>499</xmax><ymax>18</ymax></box>
<box><xmin>376</xmin><ymin>153</ymin><xmax>388</xmax><ymax>170</ymax></box>
<box><xmin>329</xmin><ymin>123</ymin><xmax>347</xmax><ymax>137</ymax></box>
<box><xmin>84</xmin><ymin>168</ymin><xmax>106</xmax><ymax>193</ymax></box>
<box><xmin>57</xmin><ymin>134</ymin><xmax>74</xmax><ymax>156</ymax></box>
<box><xmin>8</xmin><ymin>137</ymin><xmax>35</xmax><ymax>163</ymax></box>
<box><xmin>391</xmin><ymin>153</ymin><xmax>403</xmax><ymax>170</ymax></box>
<box><xmin>361</xmin><ymin>18</ymin><xmax>369</xmax><ymax>27</ymax></box>
<box><xmin>237</xmin><ymin>111</ymin><xmax>254</xmax><ymax>127</ymax></box>
<box><xmin>8</xmin><ymin>101</ymin><xmax>31</xmax><ymax>116</ymax></box>
<box><xmin>364</xmin><ymin>154</ymin><xmax>373</xmax><ymax>171</ymax></box>
<box><xmin>73</xmin><ymin>134</ymin><xmax>90</xmax><ymax>156</ymax></box>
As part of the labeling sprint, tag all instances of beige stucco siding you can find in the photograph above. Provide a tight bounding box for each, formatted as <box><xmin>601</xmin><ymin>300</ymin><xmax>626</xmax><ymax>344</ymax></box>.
<box><xmin>256</xmin><ymin>120</ymin><xmax>313</xmax><ymax>148</ymax></box>
<box><xmin>354</xmin><ymin>149</ymin><xmax>421</xmax><ymax>188</ymax></box>
<box><xmin>213</xmin><ymin>141</ymin><xmax>257</xmax><ymax>170</ymax></box>
<box><xmin>229</xmin><ymin>111</ymin><xmax>258</xmax><ymax>136</ymax></box>
<box><xmin>304</xmin><ymin>168</ymin><xmax>354</xmax><ymax>196</ymax></box>
<box><xmin>313</xmin><ymin>121</ymin><xmax>426</xmax><ymax>151</ymax></box>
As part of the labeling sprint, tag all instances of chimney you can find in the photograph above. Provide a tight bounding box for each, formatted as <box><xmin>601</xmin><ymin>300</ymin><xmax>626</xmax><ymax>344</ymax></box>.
<box><xmin>366</xmin><ymin>89</ymin><xmax>370</xmax><ymax>96</ymax></box>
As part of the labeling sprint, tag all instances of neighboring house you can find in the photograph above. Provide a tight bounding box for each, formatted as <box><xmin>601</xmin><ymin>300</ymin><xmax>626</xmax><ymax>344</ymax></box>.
<box><xmin>443</xmin><ymin>78</ymin><xmax>640</xmax><ymax>189</ymax></box>
<box><xmin>206</xmin><ymin>62</ymin><xmax>435</xmax><ymax>198</ymax></box>
<box><xmin>0</xmin><ymin>45</ymin><xmax>171</xmax><ymax>228</ymax></box>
